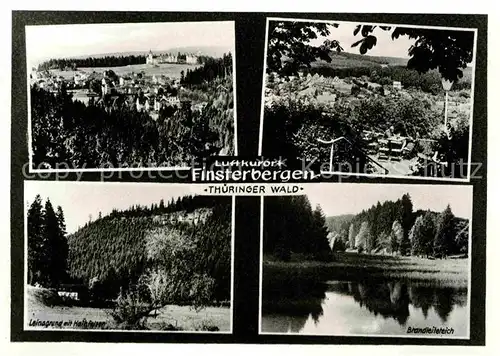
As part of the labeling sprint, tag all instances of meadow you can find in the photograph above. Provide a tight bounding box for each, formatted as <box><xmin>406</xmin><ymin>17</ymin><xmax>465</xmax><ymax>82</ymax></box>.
<box><xmin>263</xmin><ymin>252</ymin><xmax>469</xmax><ymax>287</ymax></box>
<box><xmin>50</xmin><ymin>62</ymin><xmax>200</xmax><ymax>80</ymax></box>
<box><xmin>26</xmin><ymin>286</ymin><xmax>230</xmax><ymax>332</ymax></box>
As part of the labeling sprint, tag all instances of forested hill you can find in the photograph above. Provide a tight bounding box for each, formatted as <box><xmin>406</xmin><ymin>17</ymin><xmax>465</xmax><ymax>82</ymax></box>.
<box><xmin>313</xmin><ymin>51</ymin><xmax>408</xmax><ymax>68</ymax></box>
<box><xmin>66</xmin><ymin>195</ymin><xmax>232</xmax><ymax>302</ymax></box>
<box><xmin>325</xmin><ymin>214</ymin><xmax>355</xmax><ymax>234</ymax></box>
<box><xmin>326</xmin><ymin>195</ymin><xmax>469</xmax><ymax>257</ymax></box>
<box><xmin>327</xmin><ymin>208</ymin><xmax>468</xmax><ymax>237</ymax></box>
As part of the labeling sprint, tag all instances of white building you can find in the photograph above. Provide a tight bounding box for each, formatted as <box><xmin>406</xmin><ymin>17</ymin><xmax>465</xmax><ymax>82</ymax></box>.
<box><xmin>186</xmin><ymin>54</ymin><xmax>197</xmax><ymax>64</ymax></box>
<box><xmin>146</xmin><ymin>50</ymin><xmax>155</xmax><ymax>65</ymax></box>
<box><xmin>166</xmin><ymin>96</ymin><xmax>180</xmax><ymax>106</ymax></box>
<box><xmin>165</xmin><ymin>53</ymin><xmax>178</xmax><ymax>63</ymax></box>
<box><xmin>136</xmin><ymin>97</ymin><xmax>147</xmax><ymax>111</ymax></box>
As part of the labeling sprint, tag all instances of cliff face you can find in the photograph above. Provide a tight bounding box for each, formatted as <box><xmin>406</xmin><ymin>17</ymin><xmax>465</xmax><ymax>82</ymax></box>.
<box><xmin>151</xmin><ymin>208</ymin><xmax>212</xmax><ymax>226</ymax></box>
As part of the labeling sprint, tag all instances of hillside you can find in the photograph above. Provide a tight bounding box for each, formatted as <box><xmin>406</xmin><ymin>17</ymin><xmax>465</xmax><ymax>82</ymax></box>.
<box><xmin>310</xmin><ymin>51</ymin><xmax>473</xmax><ymax>83</ymax></box>
<box><xmin>324</xmin><ymin>195</ymin><xmax>469</xmax><ymax>256</ymax></box>
<box><xmin>312</xmin><ymin>51</ymin><xmax>408</xmax><ymax>69</ymax></box>
<box><xmin>325</xmin><ymin>214</ymin><xmax>355</xmax><ymax>234</ymax></box>
<box><xmin>66</xmin><ymin>195</ymin><xmax>232</xmax><ymax>302</ymax></box>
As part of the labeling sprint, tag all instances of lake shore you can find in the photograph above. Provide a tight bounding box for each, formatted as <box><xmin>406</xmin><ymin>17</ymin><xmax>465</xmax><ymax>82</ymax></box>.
<box><xmin>263</xmin><ymin>252</ymin><xmax>469</xmax><ymax>287</ymax></box>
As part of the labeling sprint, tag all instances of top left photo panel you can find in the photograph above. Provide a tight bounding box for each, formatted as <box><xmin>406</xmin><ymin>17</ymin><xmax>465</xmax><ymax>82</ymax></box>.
<box><xmin>26</xmin><ymin>20</ymin><xmax>237</xmax><ymax>172</ymax></box>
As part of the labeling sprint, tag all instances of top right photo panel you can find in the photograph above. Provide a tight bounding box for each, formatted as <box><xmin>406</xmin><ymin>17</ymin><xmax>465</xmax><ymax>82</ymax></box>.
<box><xmin>259</xmin><ymin>18</ymin><xmax>477</xmax><ymax>181</ymax></box>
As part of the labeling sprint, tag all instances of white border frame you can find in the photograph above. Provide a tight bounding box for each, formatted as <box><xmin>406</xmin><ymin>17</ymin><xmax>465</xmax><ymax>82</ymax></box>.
<box><xmin>258</xmin><ymin>183</ymin><xmax>473</xmax><ymax>339</ymax></box>
<box><xmin>23</xmin><ymin>181</ymin><xmax>236</xmax><ymax>334</ymax></box>
<box><xmin>257</xmin><ymin>17</ymin><xmax>478</xmax><ymax>183</ymax></box>
<box><xmin>26</xmin><ymin>20</ymin><xmax>238</xmax><ymax>173</ymax></box>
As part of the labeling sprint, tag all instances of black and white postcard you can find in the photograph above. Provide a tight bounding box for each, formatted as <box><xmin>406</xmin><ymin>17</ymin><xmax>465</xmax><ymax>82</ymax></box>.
<box><xmin>24</xmin><ymin>181</ymin><xmax>234</xmax><ymax>332</ymax></box>
<box><xmin>259</xmin><ymin>18</ymin><xmax>476</xmax><ymax>181</ymax></box>
<box><xmin>10</xmin><ymin>11</ymin><xmax>487</xmax><ymax>347</ymax></box>
<box><xmin>26</xmin><ymin>21</ymin><xmax>237</xmax><ymax>172</ymax></box>
<box><xmin>260</xmin><ymin>184</ymin><xmax>472</xmax><ymax>338</ymax></box>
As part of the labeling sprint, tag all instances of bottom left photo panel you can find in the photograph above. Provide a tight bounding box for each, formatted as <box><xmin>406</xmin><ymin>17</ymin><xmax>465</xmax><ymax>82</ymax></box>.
<box><xmin>23</xmin><ymin>181</ymin><xmax>234</xmax><ymax>333</ymax></box>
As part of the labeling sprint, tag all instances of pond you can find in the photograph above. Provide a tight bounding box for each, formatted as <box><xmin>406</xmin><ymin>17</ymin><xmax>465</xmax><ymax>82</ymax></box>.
<box><xmin>261</xmin><ymin>278</ymin><xmax>468</xmax><ymax>337</ymax></box>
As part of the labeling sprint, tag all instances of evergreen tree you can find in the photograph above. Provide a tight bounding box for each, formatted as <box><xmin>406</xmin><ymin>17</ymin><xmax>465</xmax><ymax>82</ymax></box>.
<box><xmin>348</xmin><ymin>223</ymin><xmax>355</xmax><ymax>250</ymax></box>
<box><xmin>54</xmin><ymin>206</ymin><xmax>69</xmax><ymax>284</ymax></box>
<box><xmin>391</xmin><ymin>220</ymin><xmax>404</xmax><ymax>254</ymax></box>
<box><xmin>263</xmin><ymin>196</ymin><xmax>332</xmax><ymax>261</ymax></box>
<box><xmin>400</xmin><ymin>233</ymin><xmax>411</xmax><ymax>256</ymax></box>
<box><xmin>411</xmin><ymin>211</ymin><xmax>436</xmax><ymax>257</ymax></box>
<box><xmin>365</xmin><ymin>224</ymin><xmax>376</xmax><ymax>254</ymax></box>
<box><xmin>398</xmin><ymin>194</ymin><xmax>413</xmax><ymax>256</ymax></box>
<box><xmin>410</xmin><ymin>216</ymin><xmax>424</xmax><ymax>256</ymax></box>
<box><xmin>311</xmin><ymin>205</ymin><xmax>332</xmax><ymax>261</ymax></box>
<box><xmin>355</xmin><ymin>221</ymin><xmax>370</xmax><ymax>253</ymax></box>
<box><xmin>400</xmin><ymin>193</ymin><xmax>414</xmax><ymax>241</ymax></box>
<box><xmin>42</xmin><ymin>199</ymin><xmax>61</xmax><ymax>287</ymax></box>
<box><xmin>27</xmin><ymin>195</ymin><xmax>44</xmax><ymax>285</ymax></box>
<box><xmin>434</xmin><ymin>205</ymin><xmax>456</xmax><ymax>258</ymax></box>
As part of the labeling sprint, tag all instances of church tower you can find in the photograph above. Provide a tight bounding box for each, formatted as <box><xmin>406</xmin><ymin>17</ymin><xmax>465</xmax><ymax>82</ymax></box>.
<box><xmin>146</xmin><ymin>50</ymin><xmax>155</xmax><ymax>65</ymax></box>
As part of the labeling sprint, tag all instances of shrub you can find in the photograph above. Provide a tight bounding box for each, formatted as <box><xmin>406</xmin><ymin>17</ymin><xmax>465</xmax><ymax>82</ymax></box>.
<box><xmin>331</xmin><ymin>238</ymin><xmax>346</xmax><ymax>252</ymax></box>
<box><xmin>459</xmin><ymin>90</ymin><xmax>471</xmax><ymax>98</ymax></box>
<box><xmin>155</xmin><ymin>321</ymin><xmax>184</xmax><ymax>331</ymax></box>
<box><xmin>108</xmin><ymin>285</ymin><xmax>153</xmax><ymax>330</ymax></box>
<box><xmin>194</xmin><ymin>319</ymin><xmax>220</xmax><ymax>332</ymax></box>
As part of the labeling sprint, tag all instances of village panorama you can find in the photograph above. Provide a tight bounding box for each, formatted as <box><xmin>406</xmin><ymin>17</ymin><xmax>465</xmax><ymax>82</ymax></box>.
<box><xmin>261</xmin><ymin>20</ymin><xmax>476</xmax><ymax>180</ymax></box>
<box><xmin>27</xmin><ymin>22</ymin><xmax>235</xmax><ymax>170</ymax></box>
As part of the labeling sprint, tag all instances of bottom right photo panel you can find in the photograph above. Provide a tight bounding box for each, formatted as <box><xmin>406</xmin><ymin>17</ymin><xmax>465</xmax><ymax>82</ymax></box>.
<box><xmin>259</xmin><ymin>183</ymin><xmax>472</xmax><ymax>338</ymax></box>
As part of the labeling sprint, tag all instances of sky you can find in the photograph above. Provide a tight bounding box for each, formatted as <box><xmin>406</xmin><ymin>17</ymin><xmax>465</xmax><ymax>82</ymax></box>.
<box><xmin>304</xmin><ymin>183</ymin><xmax>473</xmax><ymax>219</ymax></box>
<box><xmin>24</xmin><ymin>181</ymin><xmax>207</xmax><ymax>234</ymax></box>
<box><xmin>25</xmin><ymin>21</ymin><xmax>235</xmax><ymax>68</ymax></box>
<box><xmin>302</xmin><ymin>20</ymin><xmax>475</xmax><ymax>62</ymax></box>
<box><xmin>303</xmin><ymin>21</ymin><xmax>415</xmax><ymax>58</ymax></box>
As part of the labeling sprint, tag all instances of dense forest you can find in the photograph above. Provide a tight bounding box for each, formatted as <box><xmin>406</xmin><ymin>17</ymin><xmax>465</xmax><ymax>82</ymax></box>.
<box><xmin>27</xmin><ymin>195</ymin><xmax>68</xmax><ymax>287</ymax></box>
<box><xmin>263</xmin><ymin>193</ymin><xmax>469</xmax><ymax>263</ymax></box>
<box><xmin>37</xmin><ymin>53</ymin><xmax>226</xmax><ymax>72</ymax></box>
<box><xmin>327</xmin><ymin>193</ymin><xmax>469</xmax><ymax>257</ymax></box>
<box><xmin>263</xmin><ymin>195</ymin><xmax>332</xmax><ymax>261</ymax></box>
<box><xmin>27</xmin><ymin>194</ymin><xmax>232</xmax><ymax>327</ymax></box>
<box><xmin>30</xmin><ymin>78</ymin><xmax>234</xmax><ymax>168</ymax></box>
<box><xmin>37</xmin><ymin>55</ymin><xmax>147</xmax><ymax>71</ymax></box>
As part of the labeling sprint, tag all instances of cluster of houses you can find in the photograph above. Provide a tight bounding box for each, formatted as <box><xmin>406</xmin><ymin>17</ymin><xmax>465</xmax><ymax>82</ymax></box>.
<box><xmin>135</xmin><ymin>90</ymin><xmax>182</xmax><ymax>113</ymax></box>
<box><xmin>146</xmin><ymin>50</ymin><xmax>198</xmax><ymax>65</ymax></box>
<box><xmin>30</xmin><ymin>66</ymin><xmax>201</xmax><ymax>118</ymax></box>
<box><xmin>30</xmin><ymin>69</ymin><xmax>70</xmax><ymax>91</ymax></box>
<box><xmin>265</xmin><ymin>71</ymin><xmax>408</xmax><ymax>108</ymax></box>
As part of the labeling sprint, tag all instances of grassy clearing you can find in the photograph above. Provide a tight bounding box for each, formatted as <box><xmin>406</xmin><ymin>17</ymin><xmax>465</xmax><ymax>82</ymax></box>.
<box><xmin>50</xmin><ymin>63</ymin><xmax>199</xmax><ymax>80</ymax></box>
<box><xmin>263</xmin><ymin>252</ymin><xmax>469</xmax><ymax>287</ymax></box>
<box><xmin>25</xmin><ymin>286</ymin><xmax>230</xmax><ymax>332</ymax></box>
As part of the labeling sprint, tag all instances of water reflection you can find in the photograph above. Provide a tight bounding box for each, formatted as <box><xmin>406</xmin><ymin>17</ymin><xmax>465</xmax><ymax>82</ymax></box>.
<box><xmin>261</xmin><ymin>278</ymin><xmax>468</xmax><ymax>336</ymax></box>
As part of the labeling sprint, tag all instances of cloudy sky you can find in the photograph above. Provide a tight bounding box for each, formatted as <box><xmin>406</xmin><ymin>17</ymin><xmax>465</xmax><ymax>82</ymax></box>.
<box><xmin>26</xmin><ymin>21</ymin><xmax>235</xmax><ymax>68</ymax></box>
<box><xmin>25</xmin><ymin>181</ymin><xmax>208</xmax><ymax>233</ymax></box>
<box><xmin>304</xmin><ymin>183</ymin><xmax>473</xmax><ymax>219</ymax></box>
